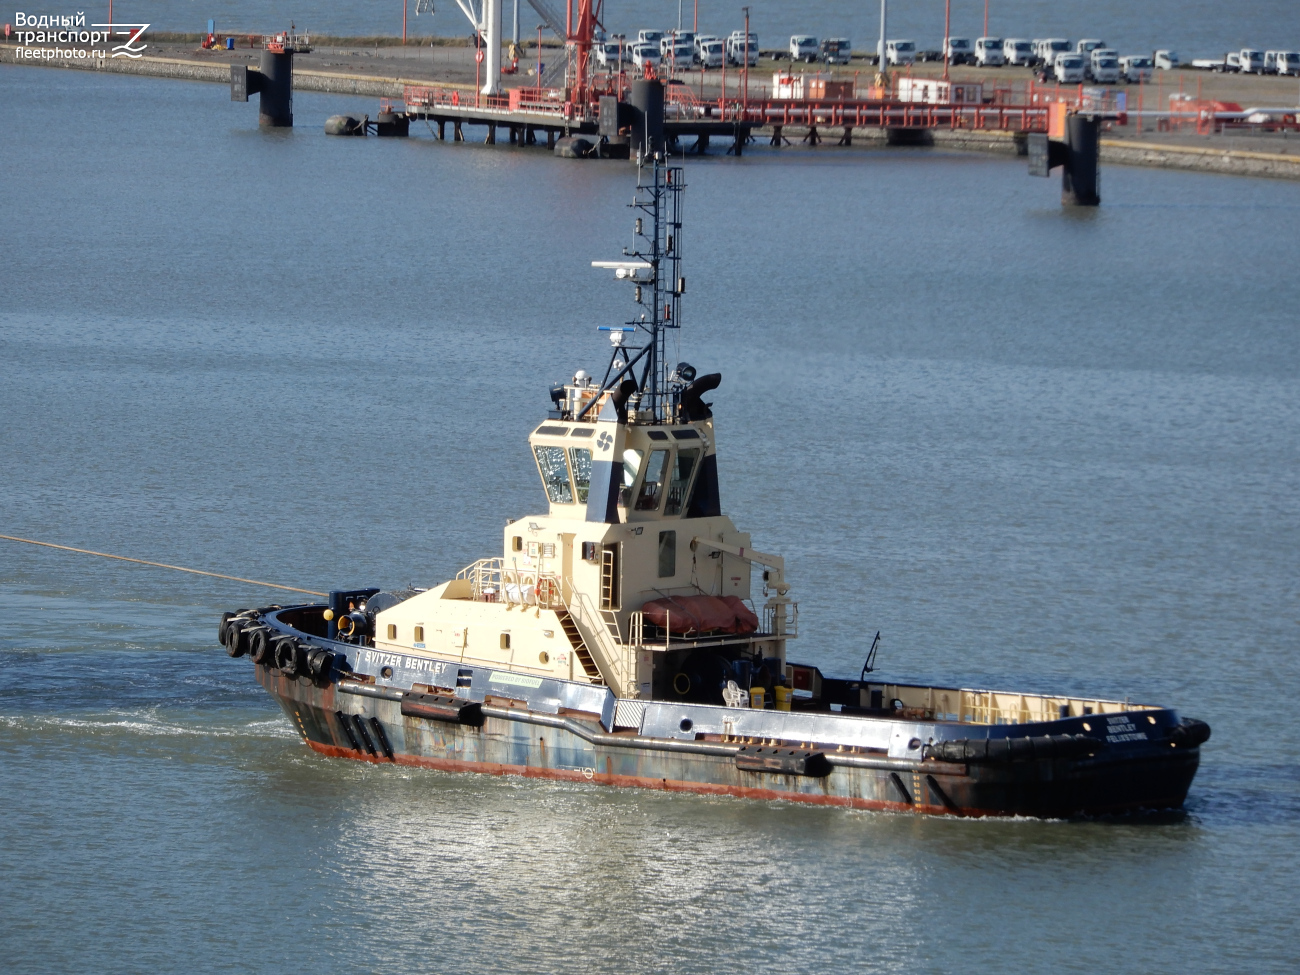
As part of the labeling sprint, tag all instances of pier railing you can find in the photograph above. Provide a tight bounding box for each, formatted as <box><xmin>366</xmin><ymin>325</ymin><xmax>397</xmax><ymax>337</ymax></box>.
<box><xmin>403</xmin><ymin>84</ymin><xmax>576</xmax><ymax>117</ymax></box>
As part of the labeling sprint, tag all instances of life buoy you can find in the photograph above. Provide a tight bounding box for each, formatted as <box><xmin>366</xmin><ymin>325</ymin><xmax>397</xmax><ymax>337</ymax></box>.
<box><xmin>536</xmin><ymin>577</ymin><xmax>558</xmax><ymax>605</ymax></box>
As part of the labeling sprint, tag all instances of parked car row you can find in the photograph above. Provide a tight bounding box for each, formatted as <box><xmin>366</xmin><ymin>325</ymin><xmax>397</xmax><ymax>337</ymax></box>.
<box><xmin>1190</xmin><ymin>48</ymin><xmax>1300</xmax><ymax>74</ymax></box>
<box><xmin>595</xmin><ymin>28</ymin><xmax>761</xmax><ymax>72</ymax></box>
<box><xmin>783</xmin><ymin>35</ymin><xmax>853</xmax><ymax>64</ymax></box>
<box><xmin>596</xmin><ymin>27</ymin><xmax>1300</xmax><ymax>81</ymax></box>
<box><xmin>883</xmin><ymin>36</ymin><xmax>1181</xmax><ymax>84</ymax></box>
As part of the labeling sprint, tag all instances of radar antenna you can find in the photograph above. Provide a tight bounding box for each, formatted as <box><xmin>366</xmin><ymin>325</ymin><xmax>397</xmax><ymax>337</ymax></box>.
<box><xmin>587</xmin><ymin>153</ymin><xmax>685</xmax><ymax>423</ymax></box>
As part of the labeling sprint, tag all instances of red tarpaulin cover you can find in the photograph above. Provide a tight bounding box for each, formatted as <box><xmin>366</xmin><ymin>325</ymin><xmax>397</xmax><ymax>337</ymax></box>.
<box><xmin>642</xmin><ymin>595</ymin><xmax>759</xmax><ymax>635</ymax></box>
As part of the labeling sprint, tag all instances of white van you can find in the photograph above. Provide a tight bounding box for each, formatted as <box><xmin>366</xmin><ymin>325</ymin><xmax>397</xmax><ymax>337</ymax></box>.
<box><xmin>1035</xmin><ymin>38</ymin><xmax>1071</xmax><ymax>65</ymax></box>
<box><xmin>1076</xmin><ymin>39</ymin><xmax>1106</xmax><ymax>55</ymax></box>
<box><xmin>1090</xmin><ymin>52</ymin><xmax>1120</xmax><ymax>83</ymax></box>
<box><xmin>630</xmin><ymin>43</ymin><xmax>661</xmax><ymax>71</ymax></box>
<box><xmin>821</xmin><ymin>38</ymin><xmax>851</xmax><ymax>65</ymax></box>
<box><xmin>638</xmin><ymin>30</ymin><xmax>664</xmax><ymax>46</ymax></box>
<box><xmin>694</xmin><ymin>36</ymin><xmax>723</xmax><ymax>68</ymax></box>
<box><xmin>1155</xmin><ymin>50</ymin><xmax>1179</xmax><ymax>70</ymax></box>
<box><xmin>790</xmin><ymin>35</ymin><xmax>818</xmax><ymax>62</ymax></box>
<box><xmin>1003</xmin><ymin>38</ymin><xmax>1033</xmax><ymax>65</ymax></box>
<box><xmin>945</xmin><ymin>37</ymin><xmax>973</xmax><ymax>64</ymax></box>
<box><xmin>595</xmin><ymin>41</ymin><xmax>628</xmax><ymax>70</ymax></box>
<box><xmin>1119</xmin><ymin>55</ymin><xmax>1154</xmax><ymax>83</ymax></box>
<box><xmin>1278</xmin><ymin>51</ymin><xmax>1300</xmax><ymax>76</ymax></box>
<box><xmin>1054</xmin><ymin>53</ymin><xmax>1085</xmax><ymax>83</ymax></box>
<box><xmin>659</xmin><ymin>32</ymin><xmax>693</xmax><ymax>66</ymax></box>
<box><xmin>726</xmin><ymin>31</ymin><xmax>758</xmax><ymax>66</ymax></box>
<box><xmin>886</xmin><ymin>39</ymin><xmax>916</xmax><ymax>66</ymax></box>
<box><xmin>974</xmin><ymin>37</ymin><xmax>1004</xmax><ymax>66</ymax></box>
<box><xmin>1238</xmin><ymin>48</ymin><xmax>1265</xmax><ymax>74</ymax></box>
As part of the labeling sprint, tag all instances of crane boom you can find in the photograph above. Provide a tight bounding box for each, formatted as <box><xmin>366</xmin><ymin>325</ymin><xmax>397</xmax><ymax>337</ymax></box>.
<box><xmin>689</xmin><ymin>536</ymin><xmax>789</xmax><ymax>594</ymax></box>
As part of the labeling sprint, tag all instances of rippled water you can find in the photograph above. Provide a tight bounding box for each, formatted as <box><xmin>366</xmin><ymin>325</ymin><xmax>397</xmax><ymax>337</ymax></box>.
<box><xmin>2</xmin><ymin>65</ymin><xmax>1298</xmax><ymax>973</ymax></box>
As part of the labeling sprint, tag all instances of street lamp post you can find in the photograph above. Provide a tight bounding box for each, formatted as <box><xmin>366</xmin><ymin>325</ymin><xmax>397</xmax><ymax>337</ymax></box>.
<box><xmin>877</xmin><ymin>0</ymin><xmax>888</xmax><ymax>86</ymax></box>
<box><xmin>943</xmin><ymin>0</ymin><xmax>950</xmax><ymax>80</ymax></box>
<box><xmin>742</xmin><ymin>5</ymin><xmax>749</xmax><ymax>106</ymax></box>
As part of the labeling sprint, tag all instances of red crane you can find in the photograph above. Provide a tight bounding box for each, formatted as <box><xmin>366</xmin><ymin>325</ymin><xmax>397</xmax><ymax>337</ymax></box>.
<box><xmin>566</xmin><ymin>0</ymin><xmax>604</xmax><ymax>105</ymax></box>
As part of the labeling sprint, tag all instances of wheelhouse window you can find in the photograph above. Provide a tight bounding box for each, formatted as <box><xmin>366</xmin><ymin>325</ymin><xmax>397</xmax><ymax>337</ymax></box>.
<box><xmin>635</xmin><ymin>449</ymin><xmax>670</xmax><ymax>511</ymax></box>
<box><xmin>569</xmin><ymin>447</ymin><xmax>592</xmax><ymax>504</ymax></box>
<box><xmin>534</xmin><ymin>445</ymin><xmax>574</xmax><ymax>504</ymax></box>
<box><xmin>619</xmin><ymin>448</ymin><xmax>643</xmax><ymax>507</ymax></box>
<box><xmin>658</xmin><ymin>530</ymin><xmax>676</xmax><ymax>577</ymax></box>
<box><xmin>664</xmin><ymin>448</ymin><xmax>699</xmax><ymax>516</ymax></box>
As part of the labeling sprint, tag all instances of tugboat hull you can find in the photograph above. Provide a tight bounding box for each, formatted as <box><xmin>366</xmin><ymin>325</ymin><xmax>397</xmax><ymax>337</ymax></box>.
<box><xmin>257</xmin><ymin>664</ymin><xmax>1202</xmax><ymax>819</ymax></box>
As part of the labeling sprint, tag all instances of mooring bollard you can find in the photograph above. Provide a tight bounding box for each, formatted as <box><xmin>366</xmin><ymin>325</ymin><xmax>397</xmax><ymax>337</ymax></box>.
<box><xmin>1028</xmin><ymin>105</ymin><xmax>1101</xmax><ymax>207</ymax></box>
<box><xmin>231</xmin><ymin>33</ymin><xmax>310</xmax><ymax>128</ymax></box>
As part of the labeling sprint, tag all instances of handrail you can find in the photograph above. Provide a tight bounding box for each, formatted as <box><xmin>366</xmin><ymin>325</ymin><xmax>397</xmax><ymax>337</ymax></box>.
<box><xmin>567</xmin><ymin>589</ymin><xmax>636</xmax><ymax>696</ymax></box>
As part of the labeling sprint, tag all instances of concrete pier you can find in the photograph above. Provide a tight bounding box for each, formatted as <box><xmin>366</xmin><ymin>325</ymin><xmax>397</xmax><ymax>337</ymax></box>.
<box><xmin>8</xmin><ymin>39</ymin><xmax>1300</xmax><ymax>180</ymax></box>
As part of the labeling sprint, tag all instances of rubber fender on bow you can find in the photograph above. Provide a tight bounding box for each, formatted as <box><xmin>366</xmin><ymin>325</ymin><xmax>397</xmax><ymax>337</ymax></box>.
<box><xmin>1169</xmin><ymin>718</ymin><xmax>1211</xmax><ymax>748</ymax></box>
<box><xmin>247</xmin><ymin>626</ymin><xmax>274</xmax><ymax>665</ymax></box>
<box><xmin>218</xmin><ymin>612</ymin><xmax>234</xmax><ymax>645</ymax></box>
<box><xmin>305</xmin><ymin>647</ymin><xmax>335</xmax><ymax>681</ymax></box>
<box><xmin>925</xmin><ymin>733</ymin><xmax>1106</xmax><ymax>764</ymax></box>
<box><xmin>223</xmin><ymin>619</ymin><xmax>248</xmax><ymax>657</ymax></box>
<box><xmin>274</xmin><ymin>636</ymin><xmax>301</xmax><ymax>677</ymax></box>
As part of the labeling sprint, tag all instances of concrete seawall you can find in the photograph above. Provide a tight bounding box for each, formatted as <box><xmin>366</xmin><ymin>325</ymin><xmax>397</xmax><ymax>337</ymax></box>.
<box><xmin>1099</xmin><ymin>139</ymin><xmax>1300</xmax><ymax>180</ymax></box>
<box><xmin>1</xmin><ymin>45</ymin><xmax>473</xmax><ymax>96</ymax></box>
<box><xmin>6</xmin><ymin>45</ymin><xmax>1299</xmax><ymax>180</ymax></box>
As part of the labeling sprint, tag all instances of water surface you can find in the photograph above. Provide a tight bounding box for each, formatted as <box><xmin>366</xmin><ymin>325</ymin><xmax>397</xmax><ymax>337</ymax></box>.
<box><xmin>1</xmin><ymin>65</ymin><xmax>1298</xmax><ymax>974</ymax></box>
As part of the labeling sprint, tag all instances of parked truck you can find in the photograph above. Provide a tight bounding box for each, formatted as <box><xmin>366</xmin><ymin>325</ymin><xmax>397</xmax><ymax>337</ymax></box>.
<box><xmin>885</xmin><ymin>39</ymin><xmax>917</xmax><ymax>66</ymax></box>
<box><xmin>1119</xmin><ymin>55</ymin><xmax>1154</xmax><ymax>83</ymax></box>
<box><xmin>821</xmin><ymin>38</ymin><xmax>851</xmax><ymax>65</ymax></box>
<box><xmin>1002</xmin><ymin>38</ymin><xmax>1033</xmax><ymax>65</ymax></box>
<box><xmin>726</xmin><ymin>31</ymin><xmax>758</xmax><ymax>67</ymax></box>
<box><xmin>789</xmin><ymin>35</ymin><xmax>818</xmax><ymax>62</ymax></box>
<box><xmin>975</xmin><ymin>36</ymin><xmax>1004</xmax><ymax>66</ymax></box>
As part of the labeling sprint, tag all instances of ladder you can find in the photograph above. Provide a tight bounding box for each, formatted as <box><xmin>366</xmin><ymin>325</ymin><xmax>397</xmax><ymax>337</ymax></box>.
<box><xmin>557</xmin><ymin>609</ymin><xmax>604</xmax><ymax>684</ymax></box>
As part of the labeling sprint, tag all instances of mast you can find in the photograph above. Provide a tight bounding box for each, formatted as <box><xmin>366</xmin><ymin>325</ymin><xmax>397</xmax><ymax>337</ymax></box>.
<box><xmin>586</xmin><ymin>153</ymin><xmax>686</xmax><ymax>424</ymax></box>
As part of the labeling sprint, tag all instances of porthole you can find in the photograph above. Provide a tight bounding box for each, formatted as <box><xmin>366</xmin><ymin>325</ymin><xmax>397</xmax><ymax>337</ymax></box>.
<box><xmin>539</xmin><ymin>651</ymin><xmax>550</xmax><ymax>665</ymax></box>
<box><xmin>679</xmin><ymin>718</ymin><xmax>694</xmax><ymax>733</ymax></box>
<box><xmin>414</xmin><ymin>625</ymin><xmax>424</xmax><ymax>642</ymax></box>
<box><xmin>512</xmin><ymin>536</ymin><xmax>523</xmax><ymax>551</ymax></box>
<box><xmin>386</xmin><ymin>624</ymin><xmax>396</xmax><ymax>640</ymax></box>
<box><xmin>380</xmin><ymin>666</ymin><xmax>394</xmax><ymax>679</ymax></box>
<box><xmin>500</xmin><ymin>633</ymin><xmax>511</xmax><ymax>650</ymax></box>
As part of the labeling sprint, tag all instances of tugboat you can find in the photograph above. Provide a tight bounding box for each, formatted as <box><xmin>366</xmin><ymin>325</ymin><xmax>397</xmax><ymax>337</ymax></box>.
<box><xmin>219</xmin><ymin>155</ymin><xmax>1209</xmax><ymax>817</ymax></box>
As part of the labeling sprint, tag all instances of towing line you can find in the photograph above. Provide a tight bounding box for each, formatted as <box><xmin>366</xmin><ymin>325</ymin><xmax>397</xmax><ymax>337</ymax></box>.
<box><xmin>0</xmin><ymin>533</ymin><xmax>327</xmax><ymax>596</ymax></box>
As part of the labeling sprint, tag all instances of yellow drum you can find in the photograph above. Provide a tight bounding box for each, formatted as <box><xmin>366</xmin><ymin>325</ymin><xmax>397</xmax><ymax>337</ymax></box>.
<box><xmin>775</xmin><ymin>685</ymin><xmax>792</xmax><ymax>711</ymax></box>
